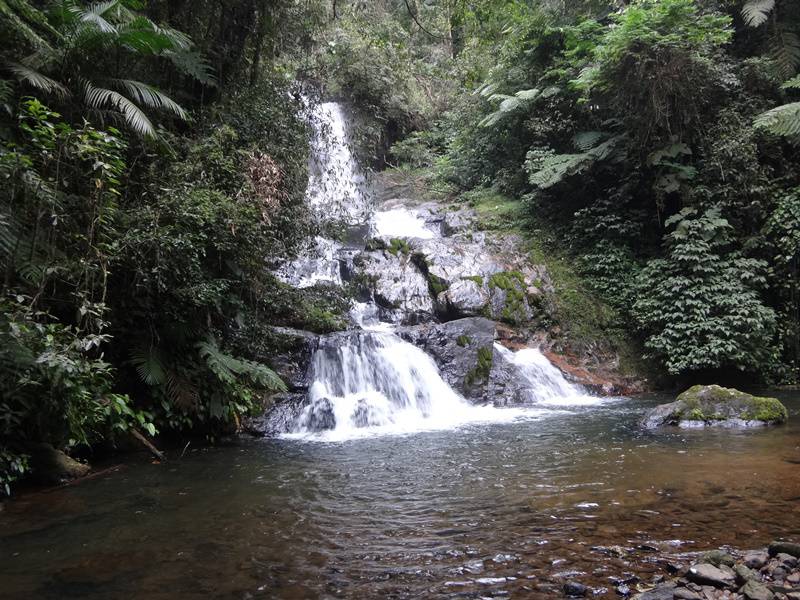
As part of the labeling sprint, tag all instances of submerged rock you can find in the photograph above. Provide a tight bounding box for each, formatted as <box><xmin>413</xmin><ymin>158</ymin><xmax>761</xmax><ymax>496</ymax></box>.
<box><xmin>640</xmin><ymin>385</ymin><xmax>788</xmax><ymax>429</ymax></box>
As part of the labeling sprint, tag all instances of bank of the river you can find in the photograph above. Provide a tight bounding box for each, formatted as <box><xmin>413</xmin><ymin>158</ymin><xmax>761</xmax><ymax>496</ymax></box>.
<box><xmin>1</xmin><ymin>392</ymin><xmax>798</xmax><ymax>599</ymax></box>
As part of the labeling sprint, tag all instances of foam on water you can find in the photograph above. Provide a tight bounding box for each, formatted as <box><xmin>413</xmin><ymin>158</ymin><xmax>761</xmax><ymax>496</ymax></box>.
<box><xmin>372</xmin><ymin>208</ymin><xmax>435</xmax><ymax>239</ymax></box>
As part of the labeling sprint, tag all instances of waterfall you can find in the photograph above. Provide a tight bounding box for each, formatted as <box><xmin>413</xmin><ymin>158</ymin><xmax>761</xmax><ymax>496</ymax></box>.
<box><xmin>275</xmin><ymin>100</ymin><xmax>610</xmax><ymax>441</ymax></box>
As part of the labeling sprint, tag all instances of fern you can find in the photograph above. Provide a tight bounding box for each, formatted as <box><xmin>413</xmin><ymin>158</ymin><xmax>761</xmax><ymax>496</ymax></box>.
<box><xmin>165</xmin><ymin>49</ymin><xmax>217</xmax><ymax>86</ymax></box>
<box><xmin>196</xmin><ymin>337</ymin><xmax>286</xmax><ymax>392</ymax></box>
<box><xmin>754</xmin><ymin>101</ymin><xmax>800</xmax><ymax>143</ymax></box>
<box><xmin>479</xmin><ymin>88</ymin><xmax>541</xmax><ymax>127</ymax></box>
<box><xmin>782</xmin><ymin>74</ymin><xmax>800</xmax><ymax>89</ymax></box>
<box><xmin>527</xmin><ymin>136</ymin><xmax>623</xmax><ymax>189</ymax></box>
<box><xmin>741</xmin><ymin>0</ymin><xmax>775</xmax><ymax>27</ymax></box>
<box><xmin>772</xmin><ymin>24</ymin><xmax>800</xmax><ymax>79</ymax></box>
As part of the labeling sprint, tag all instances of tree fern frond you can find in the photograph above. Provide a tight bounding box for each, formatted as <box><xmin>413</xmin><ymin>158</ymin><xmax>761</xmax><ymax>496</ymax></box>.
<box><xmin>165</xmin><ymin>49</ymin><xmax>217</xmax><ymax>86</ymax></box>
<box><xmin>165</xmin><ymin>371</ymin><xmax>199</xmax><ymax>410</ymax></box>
<box><xmin>772</xmin><ymin>25</ymin><xmax>800</xmax><ymax>80</ymax></box>
<box><xmin>112</xmin><ymin>79</ymin><xmax>188</xmax><ymax>120</ymax></box>
<box><xmin>782</xmin><ymin>75</ymin><xmax>800</xmax><ymax>89</ymax></box>
<box><xmin>5</xmin><ymin>61</ymin><xmax>68</xmax><ymax>97</ymax></box>
<box><xmin>573</xmin><ymin>131</ymin><xmax>604</xmax><ymax>151</ymax></box>
<box><xmin>83</xmin><ymin>81</ymin><xmax>155</xmax><ymax>137</ymax></box>
<box><xmin>754</xmin><ymin>101</ymin><xmax>800</xmax><ymax>143</ymax></box>
<box><xmin>741</xmin><ymin>0</ymin><xmax>775</xmax><ymax>27</ymax></box>
<box><xmin>196</xmin><ymin>338</ymin><xmax>286</xmax><ymax>391</ymax></box>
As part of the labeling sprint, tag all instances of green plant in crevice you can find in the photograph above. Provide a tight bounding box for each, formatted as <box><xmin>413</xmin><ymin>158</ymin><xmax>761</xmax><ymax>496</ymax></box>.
<box><xmin>465</xmin><ymin>345</ymin><xmax>493</xmax><ymax>386</ymax></box>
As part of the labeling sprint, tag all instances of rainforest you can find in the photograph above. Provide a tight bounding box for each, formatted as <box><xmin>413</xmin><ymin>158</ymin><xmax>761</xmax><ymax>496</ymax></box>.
<box><xmin>1</xmin><ymin>1</ymin><xmax>800</xmax><ymax>599</ymax></box>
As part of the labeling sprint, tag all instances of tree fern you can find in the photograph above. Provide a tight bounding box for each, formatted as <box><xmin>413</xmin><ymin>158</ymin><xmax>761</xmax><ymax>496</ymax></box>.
<box><xmin>526</xmin><ymin>136</ymin><xmax>623</xmax><ymax>189</ymax></box>
<box><xmin>755</xmin><ymin>101</ymin><xmax>800</xmax><ymax>143</ymax></box>
<box><xmin>741</xmin><ymin>0</ymin><xmax>775</xmax><ymax>27</ymax></box>
<box><xmin>772</xmin><ymin>24</ymin><xmax>800</xmax><ymax>79</ymax></box>
<box><xmin>196</xmin><ymin>338</ymin><xmax>286</xmax><ymax>392</ymax></box>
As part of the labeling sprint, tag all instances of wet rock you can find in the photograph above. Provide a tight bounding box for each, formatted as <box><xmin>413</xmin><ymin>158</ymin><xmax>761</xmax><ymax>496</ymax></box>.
<box><xmin>776</xmin><ymin>554</ymin><xmax>799</xmax><ymax>569</ymax></box>
<box><xmin>358</xmin><ymin>250</ymin><xmax>435</xmax><ymax>320</ymax></box>
<box><xmin>441</xmin><ymin>278</ymin><xmax>489</xmax><ymax>318</ymax></box>
<box><xmin>770</xmin><ymin>544</ymin><xmax>800</xmax><ymax>560</ymax></box>
<box><xmin>631</xmin><ymin>581</ymin><xmax>676</xmax><ymax>600</ymax></box>
<box><xmin>29</xmin><ymin>444</ymin><xmax>90</xmax><ymax>484</ymax></box>
<box><xmin>741</xmin><ymin>580</ymin><xmax>775</xmax><ymax>600</ymax></box>
<box><xmin>617</xmin><ymin>584</ymin><xmax>632</xmax><ymax>596</ymax></box>
<box><xmin>674</xmin><ymin>587</ymin><xmax>703</xmax><ymax>600</ymax></box>
<box><xmin>397</xmin><ymin>317</ymin><xmax>496</xmax><ymax>400</ymax></box>
<box><xmin>442</xmin><ymin>209</ymin><xmax>476</xmax><ymax>236</ymax></box>
<box><xmin>304</xmin><ymin>397</ymin><xmax>336</xmax><ymax>431</ymax></box>
<box><xmin>686</xmin><ymin>564</ymin><xmax>736</xmax><ymax>588</ymax></box>
<box><xmin>735</xmin><ymin>564</ymin><xmax>760</xmax><ymax>584</ymax></box>
<box><xmin>702</xmin><ymin>550</ymin><xmax>736</xmax><ymax>568</ymax></box>
<box><xmin>263</xmin><ymin>326</ymin><xmax>318</xmax><ymax>391</ymax></box>
<box><xmin>745</xmin><ymin>553</ymin><xmax>770</xmax><ymax>570</ymax></box>
<box><xmin>243</xmin><ymin>392</ymin><xmax>306</xmax><ymax>436</ymax></box>
<box><xmin>563</xmin><ymin>581</ymin><xmax>588</xmax><ymax>597</ymax></box>
<box><xmin>640</xmin><ymin>385</ymin><xmax>788</xmax><ymax>429</ymax></box>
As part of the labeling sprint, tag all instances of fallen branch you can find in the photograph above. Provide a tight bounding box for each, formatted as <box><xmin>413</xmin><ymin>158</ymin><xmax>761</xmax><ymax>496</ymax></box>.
<box><xmin>130</xmin><ymin>429</ymin><xmax>166</xmax><ymax>462</ymax></box>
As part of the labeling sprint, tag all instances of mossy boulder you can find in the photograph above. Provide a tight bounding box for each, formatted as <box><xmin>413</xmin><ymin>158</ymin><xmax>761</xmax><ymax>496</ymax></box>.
<box><xmin>641</xmin><ymin>385</ymin><xmax>788</xmax><ymax>429</ymax></box>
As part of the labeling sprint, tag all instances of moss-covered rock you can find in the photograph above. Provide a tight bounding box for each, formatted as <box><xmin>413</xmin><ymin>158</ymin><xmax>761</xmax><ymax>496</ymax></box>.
<box><xmin>641</xmin><ymin>385</ymin><xmax>788</xmax><ymax>429</ymax></box>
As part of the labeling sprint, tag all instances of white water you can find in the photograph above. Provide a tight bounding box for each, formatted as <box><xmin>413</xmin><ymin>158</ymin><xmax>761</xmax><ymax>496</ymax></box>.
<box><xmin>306</xmin><ymin>102</ymin><xmax>368</xmax><ymax>223</ymax></box>
<box><xmin>372</xmin><ymin>208</ymin><xmax>435</xmax><ymax>239</ymax></box>
<box><xmin>278</xmin><ymin>101</ymin><xmax>618</xmax><ymax>441</ymax></box>
<box><xmin>285</xmin><ymin>332</ymin><xmax>549</xmax><ymax>442</ymax></box>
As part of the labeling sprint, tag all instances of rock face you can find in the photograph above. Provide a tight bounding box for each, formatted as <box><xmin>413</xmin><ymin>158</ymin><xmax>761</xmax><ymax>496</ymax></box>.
<box><xmin>640</xmin><ymin>385</ymin><xmax>788</xmax><ymax>429</ymax></box>
<box><xmin>397</xmin><ymin>317</ymin><xmax>496</xmax><ymax>400</ymax></box>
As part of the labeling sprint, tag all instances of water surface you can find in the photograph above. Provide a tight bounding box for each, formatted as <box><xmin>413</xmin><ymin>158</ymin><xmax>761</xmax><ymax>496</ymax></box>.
<box><xmin>2</xmin><ymin>393</ymin><xmax>799</xmax><ymax>599</ymax></box>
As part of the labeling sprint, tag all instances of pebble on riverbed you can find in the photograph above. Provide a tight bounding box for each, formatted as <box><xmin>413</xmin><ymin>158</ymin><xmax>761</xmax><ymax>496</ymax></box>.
<box><xmin>630</xmin><ymin>540</ymin><xmax>800</xmax><ymax>600</ymax></box>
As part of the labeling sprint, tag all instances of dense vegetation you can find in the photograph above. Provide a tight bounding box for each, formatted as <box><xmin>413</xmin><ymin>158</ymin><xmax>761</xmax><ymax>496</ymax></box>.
<box><xmin>2</xmin><ymin>0</ymin><xmax>799</xmax><ymax>492</ymax></box>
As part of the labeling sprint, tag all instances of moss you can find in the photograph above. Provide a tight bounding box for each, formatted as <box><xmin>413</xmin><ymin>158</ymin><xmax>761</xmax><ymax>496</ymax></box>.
<box><xmin>488</xmin><ymin>271</ymin><xmax>528</xmax><ymax>325</ymax></box>
<box><xmin>429</xmin><ymin>275</ymin><xmax>449</xmax><ymax>296</ymax></box>
<box><xmin>465</xmin><ymin>346</ymin><xmax>493</xmax><ymax>386</ymax></box>
<box><xmin>741</xmin><ymin>396</ymin><xmax>789</xmax><ymax>422</ymax></box>
<box><xmin>456</xmin><ymin>334</ymin><xmax>472</xmax><ymax>347</ymax></box>
<box><xmin>462</xmin><ymin>275</ymin><xmax>484</xmax><ymax>287</ymax></box>
<box><xmin>676</xmin><ymin>385</ymin><xmax>788</xmax><ymax>424</ymax></box>
<box><xmin>464</xmin><ymin>187</ymin><xmax>525</xmax><ymax>232</ymax></box>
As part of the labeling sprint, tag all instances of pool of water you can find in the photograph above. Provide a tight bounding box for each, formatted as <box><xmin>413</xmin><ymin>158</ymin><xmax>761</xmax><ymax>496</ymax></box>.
<box><xmin>2</xmin><ymin>393</ymin><xmax>799</xmax><ymax>599</ymax></box>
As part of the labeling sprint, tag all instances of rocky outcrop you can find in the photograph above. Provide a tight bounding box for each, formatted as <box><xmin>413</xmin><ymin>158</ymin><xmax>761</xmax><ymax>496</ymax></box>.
<box><xmin>356</xmin><ymin>249</ymin><xmax>435</xmax><ymax>320</ymax></box>
<box><xmin>397</xmin><ymin>317</ymin><xmax>496</xmax><ymax>400</ymax></box>
<box><xmin>264</xmin><ymin>326</ymin><xmax>318</xmax><ymax>392</ymax></box>
<box><xmin>641</xmin><ymin>385</ymin><xmax>788</xmax><ymax>429</ymax></box>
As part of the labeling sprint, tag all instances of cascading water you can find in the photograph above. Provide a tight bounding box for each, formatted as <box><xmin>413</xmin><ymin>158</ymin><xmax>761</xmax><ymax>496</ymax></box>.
<box><xmin>277</xmin><ymin>100</ymin><xmax>614</xmax><ymax>441</ymax></box>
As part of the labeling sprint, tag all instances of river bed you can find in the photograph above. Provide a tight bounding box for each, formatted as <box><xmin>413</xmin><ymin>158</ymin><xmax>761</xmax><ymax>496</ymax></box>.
<box><xmin>2</xmin><ymin>393</ymin><xmax>799</xmax><ymax>599</ymax></box>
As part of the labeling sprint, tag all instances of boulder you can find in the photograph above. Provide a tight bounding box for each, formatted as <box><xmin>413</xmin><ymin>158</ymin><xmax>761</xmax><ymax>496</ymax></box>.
<box><xmin>769</xmin><ymin>541</ymin><xmax>800</xmax><ymax>559</ymax></box>
<box><xmin>357</xmin><ymin>249</ymin><xmax>435</xmax><ymax>320</ymax></box>
<box><xmin>744</xmin><ymin>552</ymin><xmax>770</xmax><ymax>570</ymax></box>
<box><xmin>740</xmin><ymin>580</ymin><xmax>775</xmax><ymax>600</ymax></box>
<box><xmin>441</xmin><ymin>278</ymin><xmax>489</xmax><ymax>318</ymax></box>
<box><xmin>243</xmin><ymin>392</ymin><xmax>307</xmax><ymax>436</ymax></box>
<box><xmin>263</xmin><ymin>326</ymin><xmax>318</xmax><ymax>392</ymax></box>
<box><xmin>640</xmin><ymin>385</ymin><xmax>788</xmax><ymax>429</ymax></box>
<box><xmin>686</xmin><ymin>563</ymin><xmax>736</xmax><ymax>588</ymax></box>
<box><xmin>397</xmin><ymin>317</ymin><xmax>496</xmax><ymax>400</ymax></box>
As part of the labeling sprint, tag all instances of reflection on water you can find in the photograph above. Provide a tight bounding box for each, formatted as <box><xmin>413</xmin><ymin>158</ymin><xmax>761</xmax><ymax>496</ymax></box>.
<box><xmin>2</xmin><ymin>394</ymin><xmax>799</xmax><ymax>599</ymax></box>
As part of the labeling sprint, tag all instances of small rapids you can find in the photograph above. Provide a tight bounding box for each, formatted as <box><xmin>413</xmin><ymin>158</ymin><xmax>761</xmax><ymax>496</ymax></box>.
<box><xmin>284</xmin><ymin>332</ymin><xmax>550</xmax><ymax>441</ymax></box>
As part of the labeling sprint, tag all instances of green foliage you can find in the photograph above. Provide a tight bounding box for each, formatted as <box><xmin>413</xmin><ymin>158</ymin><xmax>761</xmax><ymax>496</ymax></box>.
<box><xmin>634</xmin><ymin>208</ymin><xmax>777</xmax><ymax>375</ymax></box>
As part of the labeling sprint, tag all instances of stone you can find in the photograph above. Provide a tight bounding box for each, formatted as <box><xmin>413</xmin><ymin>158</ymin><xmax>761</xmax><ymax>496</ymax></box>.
<box><xmin>787</xmin><ymin>572</ymin><xmax>800</xmax><ymax>584</ymax></box>
<box><xmin>702</xmin><ymin>550</ymin><xmax>736</xmax><ymax>568</ymax></box>
<box><xmin>397</xmin><ymin>317</ymin><xmax>496</xmax><ymax>400</ymax></box>
<box><xmin>563</xmin><ymin>580</ymin><xmax>588</xmax><ymax>596</ymax></box>
<box><xmin>640</xmin><ymin>385</ymin><xmax>788</xmax><ymax>429</ymax></box>
<box><xmin>686</xmin><ymin>564</ymin><xmax>736</xmax><ymax>588</ymax></box>
<box><xmin>441</xmin><ymin>278</ymin><xmax>489</xmax><ymax>318</ymax></box>
<box><xmin>632</xmin><ymin>582</ymin><xmax>677</xmax><ymax>600</ymax></box>
<box><xmin>735</xmin><ymin>564</ymin><xmax>760</xmax><ymax>584</ymax></box>
<box><xmin>769</xmin><ymin>543</ymin><xmax>800</xmax><ymax>559</ymax></box>
<box><xmin>777</xmin><ymin>553</ymin><xmax>799</xmax><ymax>569</ymax></box>
<box><xmin>358</xmin><ymin>249</ymin><xmax>435</xmax><ymax>319</ymax></box>
<box><xmin>674</xmin><ymin>587</ymin><xmax>703</xmax><ymax>599</ymax></box>
<box><xmin>740</xmin><ymin>580</ymin><xmax>775</xmax><ymax>600</ymax></box>
<box><xmin>745</xmin><ymin>552</ymin><xmax>770</xmax><ymax>570</ymax></box>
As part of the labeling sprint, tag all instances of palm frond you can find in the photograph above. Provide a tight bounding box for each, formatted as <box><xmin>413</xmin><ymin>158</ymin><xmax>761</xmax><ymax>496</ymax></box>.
<box><xmin>129</xmin><ymin>345</ymin><xmax>166</xmax><ymax>386</ymax></box>
<box><xmin>5</xmin><ymin>61</ymin><xmax>68</xmax><ymax>97</ymax></box>
<box><xmin>754</xmin><ymin>101</ymin><xmax>800</xmax><ymax>143</ymax></box>
<box><xmin>83</xmin><ymin>81</ymin><xmax>155</xmax><ymax>137</ymax></box>
<box><xmin>72</xmin><ymin>0</ymin><xmax>120</xmax><ymax>34</ymax></box>
<box><xmin>113</xmin><ymin>79</ymin><xmax>188</xmax><ymax>120</ymax></box>
<box><xmin>741</xmin><ymin>0</ymin><xmax>775</xmax><ymax>27</ymax></box>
